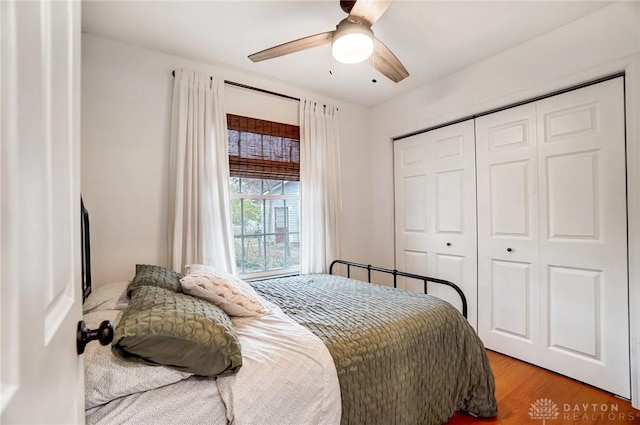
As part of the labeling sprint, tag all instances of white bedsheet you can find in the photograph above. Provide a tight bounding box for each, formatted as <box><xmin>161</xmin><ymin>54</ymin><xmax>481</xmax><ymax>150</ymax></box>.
<box><xmin>218</xmin><ymin>300</ymin><xmax>342</xmax><ymax>425</ymax></box>
<box><xmin>85</xmin><ymin>296</ymin><xmax>341</xmax><ymax>425</ymax></box>
<box><xmin>86</xmin><ymin>375</ymin><xmax>228</xmax><ymax>425</ymax></box>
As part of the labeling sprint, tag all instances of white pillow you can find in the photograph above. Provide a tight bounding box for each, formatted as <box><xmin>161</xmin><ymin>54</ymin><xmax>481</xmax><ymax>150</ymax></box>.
<box><xmin>180</xmin><ymin>265</ymin><xmax>266</xmax><ymax>317</ymax></box>
<box><xmin>82</xmin><ymin>281</ymin><xmax>130</xmax><ymax>313</ymax></box>
<box><xmin>82</xmin><ymin>310</ymin><xmax>192</xmax><ymax>409</ymax></box>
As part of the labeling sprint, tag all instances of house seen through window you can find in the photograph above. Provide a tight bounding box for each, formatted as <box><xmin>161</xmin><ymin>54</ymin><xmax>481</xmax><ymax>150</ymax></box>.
<box><xmin>227</xmin><ymin>114</ymin><xmax>300</xmax><ymax>277</ymax></box>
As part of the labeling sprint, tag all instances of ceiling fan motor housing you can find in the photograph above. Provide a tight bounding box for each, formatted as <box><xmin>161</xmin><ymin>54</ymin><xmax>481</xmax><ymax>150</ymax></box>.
<box><xmin>332</xmin><ymin>18</ymin><xmax>374</xmax><ymax>64</ymax></box>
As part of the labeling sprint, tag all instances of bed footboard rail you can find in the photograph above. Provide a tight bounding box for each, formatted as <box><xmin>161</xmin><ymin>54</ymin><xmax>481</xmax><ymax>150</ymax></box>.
<box><xmin>329</xmin><ymin>259</ymin><xmax>468</xmax><ymax>319</ymax></box>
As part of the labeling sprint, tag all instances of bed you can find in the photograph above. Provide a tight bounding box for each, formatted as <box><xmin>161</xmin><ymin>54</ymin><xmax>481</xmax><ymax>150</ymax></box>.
<box><xmin>80</xmin><ymin>204</ymin><xmax>497</xmax><ymax>425</ymax></box>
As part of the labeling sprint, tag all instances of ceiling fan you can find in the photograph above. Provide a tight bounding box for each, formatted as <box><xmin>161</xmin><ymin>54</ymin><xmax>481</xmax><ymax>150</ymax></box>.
<box><xmin>248</xmin><ymin>0</ymin><xmax>409</xmax><ymax>83</ymax></box>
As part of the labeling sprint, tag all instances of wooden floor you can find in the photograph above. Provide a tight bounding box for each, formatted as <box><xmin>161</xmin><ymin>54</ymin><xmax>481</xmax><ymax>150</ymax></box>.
<box><xmin>446</xmin><ymin>350</ymin><xmax>640</xmax><ymax>424</ymax></box>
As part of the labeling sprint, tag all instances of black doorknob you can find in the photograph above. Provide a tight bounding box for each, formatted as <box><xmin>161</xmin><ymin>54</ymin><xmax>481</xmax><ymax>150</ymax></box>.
<box><xmin>77</xmin><ymin>320</ymin><xmax>114</xmax><ymax>354</ymax></box>
<box><xmin>507</xmin><ymin>247</ymin><xmax>513</xmax><ymax>253</ymax></box>
<box><xmin>446</xmin><ymin>242</ymin><xmax>452</xmax><ymax>247</ymax></box>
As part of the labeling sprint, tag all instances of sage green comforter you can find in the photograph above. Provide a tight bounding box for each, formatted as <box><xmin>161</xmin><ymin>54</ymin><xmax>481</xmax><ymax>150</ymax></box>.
<box><xmin>251</xmin><ymin>274</ymin><xmax>497</xmax><ymax>425</ymax></box>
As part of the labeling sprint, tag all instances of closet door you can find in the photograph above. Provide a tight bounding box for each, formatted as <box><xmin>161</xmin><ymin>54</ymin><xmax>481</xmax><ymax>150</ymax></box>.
<box><xmin>394</xmin><ymin>119</ymin><xmax>477</xmax><ymax>329</ymax></box>
<box><xmin>395</xmin><ymin>134</ymin><xmax>430</xmax><ymax>284</ymax></box>
<box><xmin>536</xmin><ymin>78</ymin><xmax>629</xmax><ymax>397</ymax></box>
<box><xmin>477</xmin><ymin>77</ymin><xmax>630</xmax><ymax>397</ymax></box>
<box><xmin>476</xmin><ymin>103</ymin><xmax>541</xmax><ymax>364</ymax></box>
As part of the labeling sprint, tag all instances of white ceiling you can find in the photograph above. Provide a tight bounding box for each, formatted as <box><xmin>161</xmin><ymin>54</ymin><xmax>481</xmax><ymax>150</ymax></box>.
<box><xmin>81</xmin><ymin>1</ymin><xmax>611</xmax><ymax>107</ymax></box>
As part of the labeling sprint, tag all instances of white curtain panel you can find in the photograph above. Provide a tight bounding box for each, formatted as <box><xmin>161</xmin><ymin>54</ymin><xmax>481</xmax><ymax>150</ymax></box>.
<box><xmin>168</xmin><ymin>69</ymin><xmax>236</xmax><ymax>274</ymax></box>
<box><xmin>299</xmin><ymin>100</ymin><xmax>342</xmax><ymax>274</ymax></box>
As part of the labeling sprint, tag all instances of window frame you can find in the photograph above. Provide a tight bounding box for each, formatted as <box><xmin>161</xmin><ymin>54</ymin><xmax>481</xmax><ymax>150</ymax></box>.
<box><xmin>226</xmin><ymin>112</ymin><xmax>301</xmax><ymax>280</ymax></box>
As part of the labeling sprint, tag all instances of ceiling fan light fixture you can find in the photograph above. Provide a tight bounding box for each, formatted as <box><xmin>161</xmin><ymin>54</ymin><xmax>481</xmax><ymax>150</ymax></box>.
<box><xmin>331</xmin><ymin>19</ymin><xmax>374</xmax><ymax>64</ymax></box>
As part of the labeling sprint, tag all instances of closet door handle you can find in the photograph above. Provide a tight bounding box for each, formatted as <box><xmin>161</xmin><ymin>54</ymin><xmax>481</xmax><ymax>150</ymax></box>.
<box><xmin>446</xmin><ymin>242</ymin><xmax>452</xmax><ymax>247</ymax></box>
<box><xmin>507</xmin><ymin>247</ymin><xmax>513</xmax><ymax>253</ymax></box>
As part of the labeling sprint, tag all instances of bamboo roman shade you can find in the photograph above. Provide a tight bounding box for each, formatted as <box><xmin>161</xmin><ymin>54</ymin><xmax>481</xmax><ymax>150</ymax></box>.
<box><xmin>227</xmin><ymin>114</ymin><xmax>300</xmax><ymax>181</ymax></box>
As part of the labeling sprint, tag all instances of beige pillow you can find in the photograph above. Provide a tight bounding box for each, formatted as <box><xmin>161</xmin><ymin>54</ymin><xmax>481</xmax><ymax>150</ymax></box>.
<box><xmin>180</xmin><ymin>265</ymin><xmax>266</xmax><ymax>317</ymax></box>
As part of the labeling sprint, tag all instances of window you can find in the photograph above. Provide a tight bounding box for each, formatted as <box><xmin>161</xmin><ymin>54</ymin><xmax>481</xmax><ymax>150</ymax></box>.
<box><xmin>227</xmin><ymin>114</ymin><xmax>300</xmax><ymax>278</ymax></box>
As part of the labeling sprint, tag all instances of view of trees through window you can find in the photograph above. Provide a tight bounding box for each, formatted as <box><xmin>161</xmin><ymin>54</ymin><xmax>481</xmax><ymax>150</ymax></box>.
<box><xmin>229</xmin><ymin>177</ymin><xmax>300</xmax><ymax>275</ymax></box>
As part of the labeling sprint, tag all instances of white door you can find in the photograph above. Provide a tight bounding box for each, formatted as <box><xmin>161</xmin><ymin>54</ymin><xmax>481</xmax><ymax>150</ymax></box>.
<box><xmin>536</xmin><ymin>78</ymin><xmax>629</xmax><ymax>397</ymax></box>
<box><xmin>394</xmin><ymin>119</ymin><xmax>477</xmax><ymax>329</ymax></box>
<box><xmin>1</xmin><ymin>0</ymin><xmax>84</xmax><ymax>423</ymax></box>
<box><xmin>477</xmin><ymin>78</ymin><xmax>630</xmax><ymax>397</ymax></box>
<box><xmin>476</xmin><ymin>102</ymin><xmax>541</xmax><ymax>364</ymax></box>
<box><xmin>395</xmin><ymin>132</ymin><xmax>431</xmax><ymax>287</ymax></box>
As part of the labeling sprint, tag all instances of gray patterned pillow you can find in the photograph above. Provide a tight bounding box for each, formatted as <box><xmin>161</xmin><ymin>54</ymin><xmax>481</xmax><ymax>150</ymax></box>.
<box><xmin>112</xmin><ymin>285</ymin><xmax>243</xmax><ymax>376</ymax></box>
<box><xmin>127</xmin><ymin>264</ymin><xmax>183</xmax><ymax>296</ymax></box>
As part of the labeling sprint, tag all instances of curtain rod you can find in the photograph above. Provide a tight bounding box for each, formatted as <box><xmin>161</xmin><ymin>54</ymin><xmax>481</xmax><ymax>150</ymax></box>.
<box><xmin>225</xmin><ymin>80</ymin><xmax>300</xmax><ymax>102</ymax></box>
<box><xmin>171</xmin><ymin>70</ymin><xmax>300</xmax><ymax>102</ymax></box>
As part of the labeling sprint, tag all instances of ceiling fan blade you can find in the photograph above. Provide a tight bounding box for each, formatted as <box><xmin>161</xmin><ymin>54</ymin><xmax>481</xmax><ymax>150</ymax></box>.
<box><xmin>249</xmin><ymin>31</ymin><xmax>334</xmax><ymax>62</ymax></box>
<box><xmin>372</xmin><ymin>37</ymin><xmax>409</xmax><ymax>83</ymax></box>
<box><xmin>348</xmin><ymin>0</ymin><xmax>393</xmax><ymax>26</ymax></box>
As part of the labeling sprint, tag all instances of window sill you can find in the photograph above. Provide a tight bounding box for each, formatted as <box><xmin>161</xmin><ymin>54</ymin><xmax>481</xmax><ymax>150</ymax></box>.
<box><xmin>239</xmin><ymin>266</ymin><xmax>300</xmax><ymax>282</ymax></box>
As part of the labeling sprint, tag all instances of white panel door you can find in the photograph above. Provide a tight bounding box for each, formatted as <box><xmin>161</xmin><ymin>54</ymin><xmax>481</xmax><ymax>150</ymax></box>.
<box><xmin>394</xmin><ymin>134</ymin><xmax>430</xmax><ymax>292</ymax></box>
<box><xmin>394</xmin><ymin>135</ymin><xmax>430</xmax><ymax>258</ymax></box>
<box><xmin>476</xmin><ymin>78</ymin><xmax>630</xmax><ymax>397</ymax></box>
<box><xmin>428</xmin><ymin>121</ymin><xmax>477</xmax><ymax>328</ymax></box>
<box><xmin>536</xmin><ymin>78</ymin><xmax>629</xmax><ymax>397</ymax></box>
<box><xmin>394</xmin><ymin>119</ymin><xmax>477</xmax><ymax>329</ymax></box>
<box><xmin>1</xmin><ymin>0</ymin><xmax>84</xmax><ymax>423</ymax></box>
<box><xmin>476</xmin><ymin>103</ymin><xmax>540</xmax><ymax>363</ymax></box>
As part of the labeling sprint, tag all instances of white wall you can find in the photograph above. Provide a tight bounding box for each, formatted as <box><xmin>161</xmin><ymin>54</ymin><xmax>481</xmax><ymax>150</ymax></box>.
<box><xmin>81</xmin><ymin>34</ymin><xmax>371</xmax><ymax>285</ymax></box>
<box><xmin>368</xmin><ymin>1</ymin><xmax>640</xmax><ymax>269</ymax></box>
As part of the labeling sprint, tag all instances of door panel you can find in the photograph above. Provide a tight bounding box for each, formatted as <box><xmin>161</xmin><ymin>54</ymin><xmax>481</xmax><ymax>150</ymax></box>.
<box><xmin>0</xmin><ymin>0</ymin><xmax>83</xmax><ymax>422</ymax></box>
<box><xmin>394</xmin><ymin>136</ymin><xmax>430</xmax><ymax>256</ymax></box>
<box><xmin>546</xmin><ymin>151</ymin><xmax>598</xmax><ymax>239</ymax></box>
<box><xmin>435</xmin><ymin>170</ymin><xmax>463</xmax><ymax>234</ymax></box>
<box><xmin>403</xmin><ymin>175</ymin><xmax>429</xmax><ymax>233</ymax></box>
<box><xmin>548</xmin><ymin>266</ymin><xmax>601</xmax><ymax>359</ymax></box>
<box><xmin>542</xmin><ymin>102</ymin><xmax>599</xmax><ymax>143</ymax></box>
<box><xmin>431</xmin><ymin>253</ymin><xmax>465</xmax><ymax>313</ymax></box>
<box><xmin>488</xmin><ymin>119</ymin><xmax>531</xmax><ymax>151</ymax></box>
<box><xmin>477</xmin><ymin>103</ymin><xmax>539</xmax><ymax>358</ymax></box>
<box><xmin>398</xmin><ymin>249</ymin><xmax>429</xmax><ymax>293</ymax></box>
<box><xmin>429</xmin><ymin>121</ymin><xmax>477</xmax><ymax>329</ymax></box>
<box><xmin>491</xmin><ymin>260</ymin><xmax>532</xmax><ymax>341</ymax></box>
<box><xmin>394</xmin><ymin>119</ymin><xmax>477</xmax><ymax>329</ymax></box>
<box><xmin>489</xmin><ymin>160</ymin><xmax>531</xmax><ymax>237</ymax></box>
<box><xmin>433</xmin><ymin>135</ymin><xmax>463</xmax><ymax>159</ymax></box>
<box><xmin>537</xmin><ymin>78</ymin><xmax>629</xmax><ymax>397</ymax></box>
<box><xmin>398</xmin><ymin>142</ymin><xmax>428</xmax><ymax>170</ymax></box>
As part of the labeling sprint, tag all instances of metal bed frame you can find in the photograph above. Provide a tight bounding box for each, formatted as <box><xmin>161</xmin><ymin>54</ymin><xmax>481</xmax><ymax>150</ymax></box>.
<box><xmin>329</xmin><ymin>259</ymin><xmax>468</xmax><ymax>319</ymax></box>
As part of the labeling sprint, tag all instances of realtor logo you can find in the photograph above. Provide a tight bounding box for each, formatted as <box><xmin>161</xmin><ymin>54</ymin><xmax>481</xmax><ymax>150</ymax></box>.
<box><xmin>529</xmin><ymin>398</ymin><xmax>560</xmax><ymax>424</ymax></box>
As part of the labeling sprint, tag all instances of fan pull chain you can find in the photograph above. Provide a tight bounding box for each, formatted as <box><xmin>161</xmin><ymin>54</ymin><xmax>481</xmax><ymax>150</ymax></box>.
<box><xmin>371</xmin><ymin>50</ymin><xmax>377</xmax><ymax>83</ymax></box>
<box><xmin>329</xmin><ymin>48</ymin><xmax>333</xmax><ymax>76</ymax></box>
